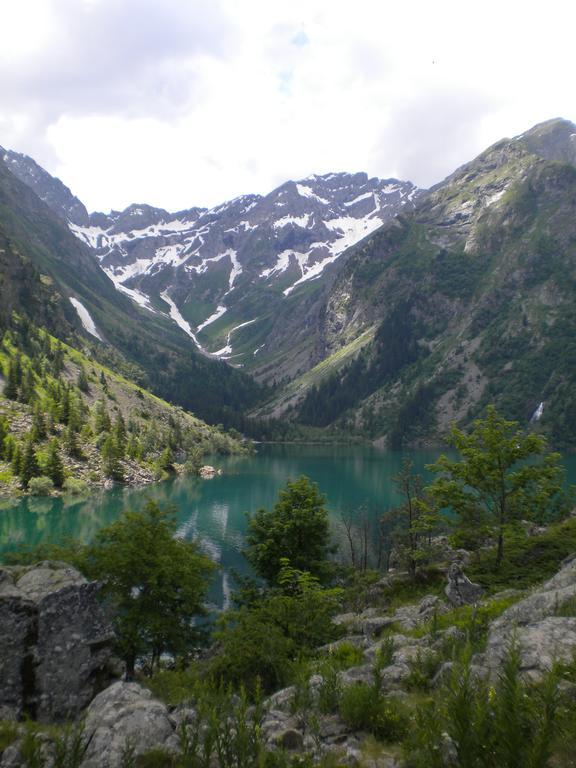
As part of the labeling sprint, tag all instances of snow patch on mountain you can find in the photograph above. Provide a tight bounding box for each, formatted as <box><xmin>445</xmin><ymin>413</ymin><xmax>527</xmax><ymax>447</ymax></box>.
<box><xmin>295</xmin><ymin>183</ymin><xmax>330</xmax><ymax>204</ymax></box>
<box><xmin>69</xmin><ymin>298</ymin><xmax>103</xmax><ymax>340</ymax></box>
<box><xmin>197</xmin><ymin>305</ymin><xmax>227</xmax><ymax>333</ymax></box>
<box><xmin>160</xmin><ymin>290</ymin><xmax>203</xmax><ymax>348</ymax></box>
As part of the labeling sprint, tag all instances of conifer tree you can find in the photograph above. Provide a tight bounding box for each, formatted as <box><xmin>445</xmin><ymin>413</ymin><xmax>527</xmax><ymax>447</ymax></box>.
<box><xmin>19</xmin><ymin>366</ymin><xmax>35</xmax><ymax>404</ymax></box>
<box><xmin>77</xmin><ymin>365</ymin><xmax>90</xmax><ymax>393</ymax></box>
<box><xmin>4</xmin><ymin>358</ymin><xmax>20</xmax><ymax>400</ymax></box>
<box><xmin>59</xmin><ymin>387</ymin><xmax>71</xmax><ymax>424</ymax></box>
<box><xmin>45</xmin><ymin>439</ymin><xmax>65</xmax><ymax>488</ymax></box>
<box><xmin>0</xmin><ymin>417</ymin><xmax>8</xmax><ymax>460</ymax></box>
<box><xmin>114</xmin><ymin>413</ymin><xmax>127</xmax><ymax>459</ymax></box>
<box><xmin>64</xmin><ymin>426</ymin><xmax>83</xmax><ymax>460</ymax></box>
<box><xmin>31</xmin><ymin>403</ymin><xmax>47</xmax><ymax>442</ymax></box>
<box><xmin>19</xmin><ymin>440</ymin><xmax>40</xmax><ymax>489</ymax></box>
<box><xmin>11</xmin><ymin>444</ymin><xmax>21</xmax><ymax>476</ymax></box>
<box><xmin>94</xmin><ymin>399</ymin><xmax>111</xmax><ymax>434</ymax></box>
<box><xmin>102</xmin><ymin>434</ymin><xmax>123</xmax><ymax>481</ymax></box>
<box><xmin>157</xmin><ymin>446</ymin><xmax>175</xmax><ymax>473</ymax></box>
<box><xmin>52</xmin><ymin>341</ymin><xmax>64</xmax><ymax>374</ymax></box>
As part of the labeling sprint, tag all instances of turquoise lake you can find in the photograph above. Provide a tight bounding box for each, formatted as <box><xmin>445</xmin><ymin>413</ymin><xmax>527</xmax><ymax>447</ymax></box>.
<box><xmin>1</xmin><ymin>444</ymin><xmax>575</xmax><ymax>606</ymax></box>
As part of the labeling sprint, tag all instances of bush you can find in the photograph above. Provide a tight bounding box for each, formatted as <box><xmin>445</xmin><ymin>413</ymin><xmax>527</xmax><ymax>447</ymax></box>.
<box><xmin>28</xmin><ymin>475</ymin><xmax>54</xmax><ymax>496</ymax></box>
<box><xmin>135</xmin><ymin>748</ymin><xmax>176</xmax><ymax>768</ymax></box>
<box><xmin>404</xmin><ymin>651</ymin><xmax>441</xmax><ymax>691</ymax></box>
<box><xmin>326</xmin><ymin>642</ymin><xmax>364</xmax><ymax>670</ymax></box>
<box><xmin>404</xmin><ymin>645</ymin><xmax>563</xmax><ymax>768</ymax></box>
<box><xmin>339</xmin><ymin>684</ymin><xmax>409</xmax><ymax>742</ymax></box>
<box><xmin>62</xmin><ymin>477</ymin><xmax>89</xmax><ymax>495</ymax></box>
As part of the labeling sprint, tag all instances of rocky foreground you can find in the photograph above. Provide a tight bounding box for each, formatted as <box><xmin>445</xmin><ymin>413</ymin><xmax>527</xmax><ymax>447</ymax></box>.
<box><xmin>2</xmin><ymin>552</ymin><xmax>576</xmax><ymax>766</ymax></box>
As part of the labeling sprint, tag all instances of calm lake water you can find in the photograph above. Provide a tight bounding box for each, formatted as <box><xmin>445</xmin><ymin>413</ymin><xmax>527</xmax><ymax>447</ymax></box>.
<box><xmin>1</xmin><ymin>444</ymin><xmax>575</xmax><ymax>606</ymax></box>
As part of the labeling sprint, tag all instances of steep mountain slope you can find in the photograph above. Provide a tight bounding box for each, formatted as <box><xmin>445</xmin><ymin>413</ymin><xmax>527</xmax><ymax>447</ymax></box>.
<box><xmin>0</xmin><ymin>154</ymin><xmax>260</xmax><ymax>424</ymax></box>
<box><xmin>2</xmin><ymin>153</ymin><xmax>421</xmax><ymax>382</ymax></box>
<box><xmin>258</xmin><ymin>118</ymin><xmax>576</xmax><ymax>447</ymax></box>
<box><xmin>0</xmin><ymin>319</ymin><xmax>248</xmax><ymax>496</ymax></box>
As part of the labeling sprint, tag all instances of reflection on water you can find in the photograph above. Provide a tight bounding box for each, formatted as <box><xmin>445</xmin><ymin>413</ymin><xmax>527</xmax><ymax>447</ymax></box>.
<box><xmin>2</xmin><ymin>444</ymin><xmax>575</xmax><ymax>606</ymax></box>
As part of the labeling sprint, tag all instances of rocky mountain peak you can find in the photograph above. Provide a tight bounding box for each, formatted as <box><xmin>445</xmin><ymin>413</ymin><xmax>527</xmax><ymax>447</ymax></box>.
<box><xmin>1</xmin><ymin>148</ymin><xmax>90</xmax><ymax>226</ymax></box>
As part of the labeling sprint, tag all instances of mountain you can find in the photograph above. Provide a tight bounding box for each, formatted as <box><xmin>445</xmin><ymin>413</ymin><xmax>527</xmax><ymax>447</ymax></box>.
<box><xmin>2</xmin><ymin>148</ymin><xmax>90</xmax><ymax>226</ymax></box>
<box><xmin>5</xmin><ymin>118</ymin><xmax>576</xmax><ymax>448</ymax></box>
<box><xmin>2</xmin><ymin>155</ymin><xmax>421</xmax><ymax>383</ymax></box>
<box><xmin>0</xmin><ymin>151</ymin><xmax>260</xmax><ymax>425</ymax></box>
<box><xmin>255</xmin><ymin>118</ymin><xmax>576</xmax><ymax>447</ymax></box>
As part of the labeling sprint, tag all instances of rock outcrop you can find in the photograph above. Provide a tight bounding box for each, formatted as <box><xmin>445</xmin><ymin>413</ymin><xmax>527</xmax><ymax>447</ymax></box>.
<box><xmin>445</xmin><ymin>561</ymin><xmax>483</xmax><ymax>607</ymax></box>
<box><xmin>0</xmin><ymin>562</ymin><xmax>116</xmax><ymax>722</ymax></box>
<box><xmin>485</xmin><ymin>554</ymin><xmax>576</xmax><ymax>679</ymax></box>
<box><xmin>81</xmin><ymin>682</ymin><xmax>177</xmax><ymax>768</ymax></box>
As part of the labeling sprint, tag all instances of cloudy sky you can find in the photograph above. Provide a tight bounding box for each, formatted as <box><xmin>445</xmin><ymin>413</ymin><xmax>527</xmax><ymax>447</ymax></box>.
<box><xmin>1</xmin><ymin>0</ymin><xmax>574</xmax><ymax>212</ymax></box>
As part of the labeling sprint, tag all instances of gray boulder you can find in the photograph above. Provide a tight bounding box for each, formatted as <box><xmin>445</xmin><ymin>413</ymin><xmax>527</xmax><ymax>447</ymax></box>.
<box><xmin>445</xmin><ymin>562</ymin><xmax>483</xmax><ymax>607</ymax></box>
<box><xmin>0</xmin><ymin>562</ymin><xmax>116</xmax><ymax>722</ymax></box>
<box><xmin>81</xmin><ymin>682</ymin><xmax>176</xmax><ymax>768</ymax></box>
<box><xmin>485</xmin><ymin>555</ymin><xmax>576</xmax><ymax>678</ymax></box>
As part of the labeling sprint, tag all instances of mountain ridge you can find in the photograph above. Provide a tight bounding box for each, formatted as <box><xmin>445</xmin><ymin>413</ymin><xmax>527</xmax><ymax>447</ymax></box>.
<box><xmin>0</xmin><ymin>152</ymin><xmax>422</xmax><ymax>376</ymax></box>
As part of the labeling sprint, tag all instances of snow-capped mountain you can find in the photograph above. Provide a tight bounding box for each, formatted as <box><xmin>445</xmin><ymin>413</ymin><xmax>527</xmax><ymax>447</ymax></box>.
<box><xmin>1</xmin><ymin>151</ymin><xmax>422</xmax><ymax>376</ymax></box>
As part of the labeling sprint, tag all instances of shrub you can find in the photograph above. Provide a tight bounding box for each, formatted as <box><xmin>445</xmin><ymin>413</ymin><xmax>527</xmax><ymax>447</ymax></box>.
<box><xmin>317</xmin><ymin>660</ymin><xmax>343</xmax><ymax>715</ymax></box>
<box><xmin>404</xmin><ymin>645</ymin><xmax>563</xmax><ymax>768</ymax></box>
<box><xmin>28</xmin><ymin>475</ymin><xmax>54</xmax><ymax>496</ymax></box>
<box><xmin>62</xmin><ymin>477</ymin><xmax>89</xmax><ymax>495</ymax></box>
<box><xmin>135</xmin><ymin>748</ymin><xmax>175</xmax><ymax>768</ymax></box>
<box><xmin>0</xmin><ymin>722</ymin><xmax>18</xmax><ymax>752</ymax></box>
<box><xmin>339</xmin><ymin>684</ymin><xmax>409</xmax><ymax>742</ymax></box>
<box><xmin>404</xmin><ymin>651</ymin><xmax>441</xmax><ymax>691</ymax></box>
<box><xmin>327</xmin><ymin>642</ymin><xmax>364</xmax><ymax>670</ymax></box>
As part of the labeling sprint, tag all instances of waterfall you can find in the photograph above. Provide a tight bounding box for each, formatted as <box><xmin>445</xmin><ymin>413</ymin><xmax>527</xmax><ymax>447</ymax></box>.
<box><xmin>530</xmin><ymin>401</ymin><xmax>544</xmax><ymax>423</ymax></box>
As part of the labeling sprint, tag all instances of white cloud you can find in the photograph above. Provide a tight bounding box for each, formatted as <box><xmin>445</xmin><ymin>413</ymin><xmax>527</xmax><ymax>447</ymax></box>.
<box><xmin>1</xmin><ymin>0</ymin><xmax>575</xmax><ymax>211</ymax></box>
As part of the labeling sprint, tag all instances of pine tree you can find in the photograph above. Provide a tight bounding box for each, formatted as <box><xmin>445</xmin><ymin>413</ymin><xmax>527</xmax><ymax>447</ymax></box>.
<box><xmin>114</xmin><ymin>413</ymin><xmax>127</xmax><ymax>459</ymax></box>
<box><xmin>157</xmin><ymin>446</ymin><xmax>175</xmax><ymax>473</ymax></box>
<box><xmin>64</xmin><ymin>426</ymin><xmax>83</xmax><ymax>460</ymax></box>
<box><xmin>94</xmin><ymin>399</ymin><xmax>111</xmax><ymax>434</ymax></box>
<box><xmin>31</xmin><ymin>403</ymin><xmax>47</xmax><ymax>442</ymax></box>
<box><xmin>0</xmin><ymin>417</ymin><xmax>8</xmax><ymax>460</ymax></box>
<box><xmin>67</xmin><ymin>394</ymin><xmax>83</xmax><ymax>432</ymax></box>
<box><xmin>4</xmin><ymin>359</ymin><xmax>19</xmax><ymax>400</ymax></box>
<box><xmin>59</xmin><ymin>387</ymin><xmax>71</xmax><ymax>424</ymax></box>
<box><xmin>11</xmin><ymin>444</ymin><xmax>21</xmax><ymax>476</ymax></box>
<box><xmin>101</xmin><ymin>434</ymin><xmax>123</xmax><ymax>481</ymax></box>
<box><xmin>19</xmin><ymin>366</ymin><xmax>35</xmax><ymax>404</ymax></box>
<box><xmin>77</xmin><ymin>366</ymin><xmax>90</xmax><ymax>393</ymax></box>
<box><xmin>52</xmin><ymin>341</ymin><xmax>64</xmax><ymax>374</ymax></box>
<box><xmin>45</xmin><ymin>439</ymin><xmax>65</xmax><ymax>488</ymax></box>
<box><xmin>19</xmin><ymin>440</ymin><xmax>40</xmax><ymax>489</ymax></box>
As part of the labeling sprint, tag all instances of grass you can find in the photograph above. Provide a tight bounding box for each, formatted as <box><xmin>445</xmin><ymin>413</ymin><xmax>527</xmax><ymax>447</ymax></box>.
<box><xmin>467</xmin><ymin>517</ymin><xmax>576</xmax><ymax>592</ymax></box>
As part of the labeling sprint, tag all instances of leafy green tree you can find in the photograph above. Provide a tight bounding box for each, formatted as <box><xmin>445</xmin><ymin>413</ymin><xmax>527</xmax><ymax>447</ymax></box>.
<box><xmin>211</xmin><ymin>561</ymin><xmax>342</xmax><ymax>692</ymax></box>
<box><xmin>383</xmin><ymin>458</ymin><xmax>441</xmax><ymax>579</ymax></box>
<box><xmin>19</xmin><ymin>440</ymin><xmax>40</xmax><ymax>489</ymax></box>
<box><xmin>82</xmin><ymin>501</ymin><xmax>215</xmax><ymax>676</ymax></box>
<box><xmin>44</xmin><ymin>439</ymin><xmax>65</xmax><ymax>488</ymax></box>
<box><xmin>427</xmin><ymin>406</ymin><xmax>566</xmax><ymax>567</ymax></box>
<box><xmin>244</xmin><ymin>476</ymin><xmax>334</xmax><ymax>586</ymax></box>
